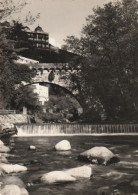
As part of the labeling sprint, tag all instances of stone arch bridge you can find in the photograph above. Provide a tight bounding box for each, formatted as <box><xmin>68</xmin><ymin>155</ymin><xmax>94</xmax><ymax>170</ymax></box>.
<box><xmin>25</xmin><ymin>63</ymin><xmax>82</xmax><ymax>105</ymax></box>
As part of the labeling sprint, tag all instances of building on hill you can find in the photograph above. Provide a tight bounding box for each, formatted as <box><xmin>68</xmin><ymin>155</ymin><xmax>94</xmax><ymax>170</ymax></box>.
<box><xmin>18</xmin><ymin>25</ymin><xmax>79</xmax><ymax>63</ymax></box>
<box><xmin>27</xmin><ymin>25</ymin><xmax>49</xmax><ymax>49</ymax></box>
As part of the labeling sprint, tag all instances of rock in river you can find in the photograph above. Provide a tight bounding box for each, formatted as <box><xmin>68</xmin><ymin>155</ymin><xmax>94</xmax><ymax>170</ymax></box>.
<box><xmin>78</xmin><ymin>146</ymin><xmax>119</xmax><ymax>165</ymax></box>
<box><xmin>41</xmin><ymin>171</ymin><xmax>76</xmax><ymax>184</ymax></box>
<box><xmin>64</xmin><ymin>165</ymin><xmax>92</xmax><ymax>178</ymax></box>
<box><xmin>55</xmin><ymin>140</ymin><xmax>71</xmax><ymax>151</ymax></box>
<box><xmin>0</xmin><ymin>140</ymin><xmax>4</xmax><ymax>146</ymax></box>
<box><xmin>0</xmin><ymin>154</ymin><xmax>8</xmax><ymax>163</ymax></box>
<box><xmin>0</xmin><ymin>141</ymin><xmax>10</xmax><ymax>153</ymax></box>
<box><xmin>1</xmin><ymin>163</ymin><xmax>27</xmax><ymax>173</ymax></box>
<box><xmin>2</xmin><ymin>176</ymin><xmax>26</xmax><ymax>188</ymax></box>
<box><xmin>1</xmin><ymin>185</ymin><xmax>29</xmax><ymax>195</ymax></box>
<box><xmin>29</xmin><ymin>145</ymin><xmax>36</xmax><ymax>150</ymax></box>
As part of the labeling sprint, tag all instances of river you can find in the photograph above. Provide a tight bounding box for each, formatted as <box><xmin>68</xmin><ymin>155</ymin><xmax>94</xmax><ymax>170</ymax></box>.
<box><xmin>5</xmin><ymin>135</ymin><xmax>138</xmax><ymax>195</ymax></box>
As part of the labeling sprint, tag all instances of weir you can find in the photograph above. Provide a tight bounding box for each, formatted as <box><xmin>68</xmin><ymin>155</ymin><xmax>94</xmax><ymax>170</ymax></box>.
<box><xmin>16</xmin><ymin>123</ymin><xmax>138</xmax><ymax>136</ymax></box>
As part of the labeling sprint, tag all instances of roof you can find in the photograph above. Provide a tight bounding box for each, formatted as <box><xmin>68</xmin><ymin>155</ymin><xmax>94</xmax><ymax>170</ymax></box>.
<box><xmin>35</xmin><ymin>25</ymin><xmax>44</xmax><ymax>32</ymax></box>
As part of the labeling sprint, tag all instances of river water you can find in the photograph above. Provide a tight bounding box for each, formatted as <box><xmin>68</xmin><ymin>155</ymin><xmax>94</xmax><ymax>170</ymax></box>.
<box><xmin>5</xmin><ymin>135</ymin><xmax>138</xmax><ymax>195</ymax></box>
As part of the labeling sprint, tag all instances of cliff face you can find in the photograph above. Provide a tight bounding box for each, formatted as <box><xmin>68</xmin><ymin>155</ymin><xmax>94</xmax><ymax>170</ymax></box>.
<box><xmin>0</xmin><ymin>114</ymin><xmax>28</xmax><ymax>127</ymax></box>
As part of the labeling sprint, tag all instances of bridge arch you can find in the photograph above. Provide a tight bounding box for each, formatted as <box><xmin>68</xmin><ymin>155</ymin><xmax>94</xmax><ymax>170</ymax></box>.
<box><xmin>25</xmin><ymin>81</ymin><xmax>82</xmax><ymax>108</ymax></box>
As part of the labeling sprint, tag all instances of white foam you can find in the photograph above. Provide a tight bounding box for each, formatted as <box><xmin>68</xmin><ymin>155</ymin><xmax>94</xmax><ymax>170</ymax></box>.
<box><xmin>104</xmin><ymin>171</ymin><xmax>130</xmax><ymax>180</ymax></box>
<box><xmin>118</xmin><ymin>161</ymin><xmax>138</xmax><ymax>167</ymax></box>
<box><xmin>14</xmin><ymin>133</ymin><xmax>138</xmax><ymax>137</ymax></box>
<box><xmin>133</xmin><ymin>150</ymin><xmax>138</xmax><ymax>153</ymax></box>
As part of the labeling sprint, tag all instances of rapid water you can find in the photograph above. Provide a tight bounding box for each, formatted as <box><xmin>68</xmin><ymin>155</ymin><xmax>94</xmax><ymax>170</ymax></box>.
<box><xmin>5</xmin><ymin>136</ymin><xmax>138</xmax><ymax>195</ymax></box>
<box><xmin>16</xmin><ymin>123</ymin><xmax>138</xmax><ymax>135</ymax></box>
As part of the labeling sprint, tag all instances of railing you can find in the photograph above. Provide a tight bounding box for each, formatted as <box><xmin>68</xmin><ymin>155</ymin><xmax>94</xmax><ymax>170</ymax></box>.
<box><xmin>0</xmin><ymin>110</ymin><xmax>16</xmax><ymax>115</ymax></box>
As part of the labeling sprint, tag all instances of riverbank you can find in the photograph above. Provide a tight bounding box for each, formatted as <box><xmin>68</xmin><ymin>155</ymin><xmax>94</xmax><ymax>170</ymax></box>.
<box><xmin>0</xmin><ymin>139</ymin><xmax>29</xmax><ymax>195</ymax></box>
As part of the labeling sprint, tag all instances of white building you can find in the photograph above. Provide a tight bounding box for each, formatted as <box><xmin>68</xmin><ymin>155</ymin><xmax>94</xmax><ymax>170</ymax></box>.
<box><xmin>33</xmin><ymin>84</ymin><xmax>49</xmax><ymax>105</ymax></box>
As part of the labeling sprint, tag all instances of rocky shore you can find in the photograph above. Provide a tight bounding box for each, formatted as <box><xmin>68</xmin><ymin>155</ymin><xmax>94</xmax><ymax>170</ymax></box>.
<box><xmin>0</xmin><ymin>139</ymin><xmax>28</xmax><ymax>195</ymax></box>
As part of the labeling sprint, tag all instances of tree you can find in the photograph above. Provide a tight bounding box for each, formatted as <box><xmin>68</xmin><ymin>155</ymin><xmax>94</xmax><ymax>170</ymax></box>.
<box><xmin>0</xmin><ymin>1</ymin><xmax>40</xmax><ymax>111</ymax></box>
<box><xmin>11</xmin><ymin>85</ymin><xmax>41</xmax><ymax>114</ymax></box>
<box><xmin>0</xmin><ymin>0</ymin><xmax>29</xmax><ymax>21</ymax></box>
<box><xmin>9</xmin><ymin>20</ymin><xmax>30</xmax><ymax>49</ymax></box>
<box><xmin>0</xmin><ymin>0</ymin><xmax>40</xmax><ymax>26</ymax></box>
<box><xmin>62</xmin><ymin>0</ymin><xmax>138</xmax><ymax>122</ymax></box>
<box><xmin>0</xmin><ymin>22</ymin><xmax>36</xmax><ymax>109</ymax></box>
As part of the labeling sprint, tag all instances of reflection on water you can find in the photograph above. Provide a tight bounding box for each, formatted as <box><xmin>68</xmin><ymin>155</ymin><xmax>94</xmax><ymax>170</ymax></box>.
<box><xmin>5</xmin><ymin>136</ymin><xmax>138</xmax><ymax>195</ymax></box>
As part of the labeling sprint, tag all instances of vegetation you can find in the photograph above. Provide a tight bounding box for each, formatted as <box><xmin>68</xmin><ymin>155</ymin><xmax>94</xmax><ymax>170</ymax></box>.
<box><xmin>0</xmin><ymin>0</ymin><xmax>137</xmax><ymax>123</ymax></box>
<box><xmin>0</xmin><ymin>21</ymin><xmax>37</xmax><ymax>110</ymax></box>
<box><xmin>0</xmin><ymin>0</ymin><xmax>29</xmax><ymax>21</ymax></box>
<box><xmin>11</xmin><ymin>85</ymin><xmax>41</xmax><ymax>114</ymax></box>
<box><xmin>37</xmin><ymin>95</ymin><xmax>81</xmax><ymax>123</ymax></box>
<box><xmin>62</xmin><ymin>0</ymin><xmax>138</xmax><ymax>122</ymax></box>
<box><xmin>0</xmin><ymin>0</ymin><xmax>40</xmax><ymax>111</ymax></box>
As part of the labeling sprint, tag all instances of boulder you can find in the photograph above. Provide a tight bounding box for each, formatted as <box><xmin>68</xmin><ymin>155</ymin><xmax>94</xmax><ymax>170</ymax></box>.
<box><xmin>0</xmin><ymin>145</ymin><xmax>10</xmax><ymax>153</ymax></box>
<box><xmin>1</xmin><ymin>163</ymin><xmax>27</xmax><ymax>173</ymax></box>
<box><xmin>78</xmin><ymin>146</ymin><xmax>119</xmax><ymax>165</ymax></box>
<box><xmin>20</xmin><ymin>188</ymin><xmax>29</xmax><ymax>195</ymax></box>
<box><xmin>2</xmin><ymin>176</ymin><xmax>26</xmax><ymax>188</ymax></box>
<box><xmin>55</xmin><ymin>140</ymin><xmax>71</xmax><ymax>151</ymax></box>
<box><xmin>0</xmin><ymin>140</ymin><xmax>4</xmax><ymax>146</ymax></box>
<box><xmin>29</xmin><ymin>145</ymin><xmax>36</xmax><ymax>150</ymax></box>
<box><xmin>41</xmin><ymin>171</ymin><xmax>76</xmax><ymax>184</ymax></box>
<box><xmin>0</xmin><ymin>140</ymin><xmax>10</xmax><ymax>153</ymax></box>
<box><xmin>64</xmin><ymin>165</ymin><xmax>92</xmax><ymax>178</ymax></box>
<box><xmin>0</xmin><ymin>153</ymin><xmax>14</xmax><ymax>157</ymax></box>
<box><xmin>1</xmin><ymin>185</ymin><xmax>21</xmax><ymax>195</ymax></box>
<box><xmin>0</xmin><ymin>154</ymin><xmax>8</xmax><ymax>163</ymax></box>
<box><xmin>1</xmin><ymin>185</ymin><xmax>29</xmax><ymax>195</ymax></box>
<box><xmin>0</xmin><ymin>167</ymin><xmax>5</xmax><ymax>176</ymax></box>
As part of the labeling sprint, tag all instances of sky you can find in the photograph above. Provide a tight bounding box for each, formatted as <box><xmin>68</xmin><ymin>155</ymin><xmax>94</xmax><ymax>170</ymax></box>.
<box><xmin>9</xmin><ymin>0</ymin><xmax>117</xmax><ymax>48</ymax></box>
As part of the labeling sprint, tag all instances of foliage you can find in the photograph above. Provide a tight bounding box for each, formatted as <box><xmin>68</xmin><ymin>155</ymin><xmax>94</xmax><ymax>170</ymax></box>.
<box><xmin>0</xmin><ymin>0</ymin><xmax>40</xmax><ymax>25</ymax></box>
<box><xmin>0</xmin><ymin>22</ymin><xmax>36</xmax><ymax>109</ymax></box>
<box><xmin>39</xmin><ymin>95</ymin><xmax>81</xmax><ymax>122</ymax></box>
<box><xmin>8</xmin><ymin>20</ymin><xmax>31</xmax><ymax>49</ymax></box>
<box><xmin>0</xmin><ymin>1</ymin><xmax>41</xmax><ymax>113</ymax></box>
<box><xmin>62</xmin><ymin>0</ymin><xmax>138</xmax><ymax>122</ymax></box>
<box><xmin>0</xmin><ymin>0</ymin><xmax>29</xmax><ymax>20</ymax></box>
<box><xmin>11</xmin><ymin>85</ymin><xmax>41</xmax><ymax>114</ymax></box>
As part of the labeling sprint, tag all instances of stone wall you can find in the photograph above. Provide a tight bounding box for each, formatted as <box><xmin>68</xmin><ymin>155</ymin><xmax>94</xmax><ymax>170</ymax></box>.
<box><xmin>0</xmin><ymin>114</ymin><xmax>28</xmax><ymax>126</ymax></box>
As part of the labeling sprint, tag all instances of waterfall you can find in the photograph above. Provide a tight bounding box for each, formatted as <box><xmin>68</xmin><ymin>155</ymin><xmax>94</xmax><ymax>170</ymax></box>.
<box><xmin>15</xmin><ymin>123</ymin><xmax>138</xmax><ymax>136</ymax></box>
